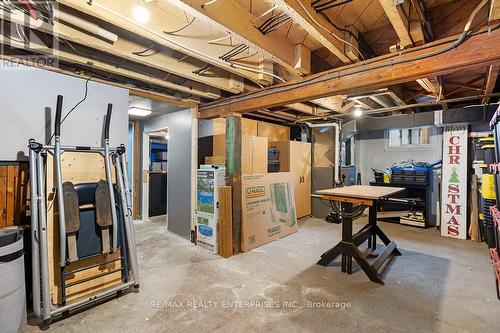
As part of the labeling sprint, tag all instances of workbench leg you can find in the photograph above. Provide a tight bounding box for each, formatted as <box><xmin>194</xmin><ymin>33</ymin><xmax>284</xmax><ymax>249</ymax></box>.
<box><xmin>369</xmin><ymin>205</ymin><xmax>377</xmax><ymax>251</ymax></box>
<box><xmin>342</xmin><ymin>202</ymin><xmax>353</xmax><ymax>274</ymax></box>
<box><xmin>375</xmin><ymin>225</ymin><xmax>402</xmax><ymax>256</ymax></box>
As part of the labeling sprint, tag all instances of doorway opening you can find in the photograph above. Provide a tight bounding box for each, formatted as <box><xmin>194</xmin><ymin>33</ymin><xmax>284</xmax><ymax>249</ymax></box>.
<box><xmin>148</xmin><ymin>129</ymin><xmax>169</xmax><ymax>221</ymax></box>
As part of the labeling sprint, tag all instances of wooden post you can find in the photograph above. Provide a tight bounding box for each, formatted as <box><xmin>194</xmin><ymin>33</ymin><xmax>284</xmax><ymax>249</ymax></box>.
<box><xmin>225</xmin><ymin>114</ymin><xmax>242</xmax><ymax>253</ymax></box>
<box><xmin>219</xmin><ymin>186</ymin><xmax>233</xmax><ymax>258</ymax></box>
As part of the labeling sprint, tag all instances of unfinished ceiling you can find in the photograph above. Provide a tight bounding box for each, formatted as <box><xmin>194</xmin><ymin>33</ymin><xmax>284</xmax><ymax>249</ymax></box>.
<box><xmin>0</xmin><ymin>0</ymin><xmax>498</xmax><ymax>122</ymax></box>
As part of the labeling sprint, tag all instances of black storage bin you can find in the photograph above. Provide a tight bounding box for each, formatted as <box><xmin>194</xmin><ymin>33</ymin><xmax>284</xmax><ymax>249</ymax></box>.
<box><xmin>268</xmin><ymin>161</ymin><xmax>280</xmax><ymax>173</ymax></box>
<box><xmin>268</xmin><ymin>148</ymin><xmax>279</xmax><ymax>161</ymax></box>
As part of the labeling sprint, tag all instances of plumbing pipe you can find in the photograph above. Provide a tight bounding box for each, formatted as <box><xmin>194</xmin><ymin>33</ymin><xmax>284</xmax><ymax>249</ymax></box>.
<box><xmin>53</xmin><ymin>8</ymin><xmax>118</xmax><ymax>43</ymax></box>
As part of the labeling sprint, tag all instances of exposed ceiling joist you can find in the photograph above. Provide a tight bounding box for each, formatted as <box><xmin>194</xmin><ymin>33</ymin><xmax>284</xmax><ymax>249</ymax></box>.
<box><xmin>2</xmin><ymin>7</ymin><xmax>243</xmax><ymax>94</ymax></box>
<box><xmin>57</xmin><ymin>0</ymin><xmax>273</xmax><ymax>84</ymax></box>
<box><xmin>379</xmin><ymin>0</ymin><xmax>425</xmax><ymax>48</ymax></box>
<box><xmin>168</xmin><ymin>0</ymin><xmax>311</xmax><ymax>76</ymax></box>
<box><xmin>199</xmin><ymin>29</ymin><xmax>500</xmax><ymax>118</ymax></box>
<box><xmin>370</xmin><ymin>95</ymin><xmax>393</xmax><ymax>108</ymax></box>
<box><xmin>0</xmin><ymin>36</ymin><xmax>219</xmax><ymax>99</ymax></box>
<box><xmin>491</xmin><ymin>0</ymin><xmax>500</xmax><ymax>23</ymax></box>
<box><xmin>311</xmin><ymin>96</ymin><xmax>344</xmax><ymax>112</ymax></box>
<box><xmin>0</xmin><ymin>53</ymin><xmax>198</xmax><ymax>107</ymax></box>
<box><xmin>416</xmin><ymin>77</ymin><xmax>440</xmax><ymax>96</ymax></box>
<box><xmin>285</xmin><ymin>103</ymin><xmax>319</xmax><ymax>115</ymax></box>
<box><xmin>483</xmin><ymin>64</ymin><xmax>500</xmax><ymax>104</ymax></box>
<box><xmin>340</xmin><ymin>101</ymin><xmax>356</xmax><ymax>113</ymax></box>
<box><xmin>274</xmin><ymin>0</ymin><xmax>357</xmax><ymax>63</ymax></box>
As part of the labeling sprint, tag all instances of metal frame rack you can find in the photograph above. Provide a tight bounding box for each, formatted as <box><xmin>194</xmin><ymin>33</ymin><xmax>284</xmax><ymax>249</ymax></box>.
<box><xmin>29</xmin><ymin>95</ymin><xmax>139</xmax><ymax>324</ymax></box>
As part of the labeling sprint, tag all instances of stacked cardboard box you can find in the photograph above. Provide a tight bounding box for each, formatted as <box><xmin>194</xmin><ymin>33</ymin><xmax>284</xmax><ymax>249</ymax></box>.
<box><xmin>241</xmin><ymin>172</ymin><xmax>298</xmax><ymax>251</ymax></box>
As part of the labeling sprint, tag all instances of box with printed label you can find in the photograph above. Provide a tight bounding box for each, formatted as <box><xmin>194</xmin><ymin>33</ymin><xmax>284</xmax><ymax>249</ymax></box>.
<box><xmin>241</xmin><ymin>172</ymin><xmax>298</xmax><ymax>252</ymax></box>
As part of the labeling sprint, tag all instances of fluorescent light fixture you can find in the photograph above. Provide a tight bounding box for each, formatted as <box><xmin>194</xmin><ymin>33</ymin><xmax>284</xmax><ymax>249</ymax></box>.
<box><xmin>132</xmin><ymin>5</ymin><xmax>150</xmax><ymax>23</ymax></box>
<box><xmin>353</xmin><ymin>107</ymin><xmax>363</xmax><ymax>118</ymax></box>
<box><xmin>129</xmin><ymin>107</ymin><xmax>152</xmax><ymax>117</ymax></box>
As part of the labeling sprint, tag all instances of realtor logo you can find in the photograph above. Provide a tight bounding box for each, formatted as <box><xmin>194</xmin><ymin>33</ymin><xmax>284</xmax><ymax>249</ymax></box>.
<box><xmin>0</xmin><ymin>1</ymin><xmax>58</xmax><ymax>70</ymax></box>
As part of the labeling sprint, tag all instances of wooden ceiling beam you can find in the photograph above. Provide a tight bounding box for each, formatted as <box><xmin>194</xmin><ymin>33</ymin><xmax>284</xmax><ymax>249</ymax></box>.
<box><xmin>284</xmin><ymin>103</ymin><xmax>318</xmax><ymax>115</ymax></box>
<box><xmin>1</xmin><ymin>7</ymin><xmax>243</xmax><ymax>94</ymax></box>
<box><xmin>0</xmin><ymin>36</ymin><xmax>219</xmax><ymax>99</ymax></box>
<box><xmin>199</xmin><ymin>29</ymin><xmax>500</xmax><ymax>118</ymax></box>
<box><xmin>57</xmin><ymin>0</ymin><xmax>270</xmax><ymax>84</ymax></box>
<box><xmin>416</xmin><ymin>77</ymin><xmax>440</xmax><ymax>96</ymax></box>
<box><xmin>0</xmin><ymin>53</ymin><xmax>198</xmax><ymax>107</ymax></box>
<box><xmin>483</xmin><ymin>65</ymin><xmax>500</xmax><ymax>104</ymax></box>
<box><xmin>490</xmin><ymin>0</ymin><xmax>500</xmax><ymax>23</ymax></box>
<box><xmin>311</xmin><ymin>96</ymin><xmax>344</xmax><ymax>112</ymax></box>
<box><xmin>379</xmin><ymin>0</ymin><xmax>426</xmax><ymax>48</ymax></box>
<box><xmin>275</xmin><ymin>0</ymin><xmax>357</xmax><ymax>63</ymax></box>
<box><xmin>169</xmin><ymin>0</ymin><xmax>310</xmax><ymax>76</ymax></box>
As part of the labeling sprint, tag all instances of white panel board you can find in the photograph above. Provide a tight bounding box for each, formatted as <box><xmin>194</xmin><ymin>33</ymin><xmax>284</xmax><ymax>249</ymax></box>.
<box><xmin>441</xmin><ymin>125</ymin><xmax>468</xmax><ymax>239</ymax></box>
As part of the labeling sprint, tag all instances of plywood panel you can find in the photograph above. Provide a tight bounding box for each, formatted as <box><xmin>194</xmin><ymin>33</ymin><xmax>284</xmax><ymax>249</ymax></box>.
<box><xmin>0</xmin><ymin>176</ymin><xmax>6</xmax><ymax>228</ymax></box>
<box><xmin>257</xmin><ymin>122</ymin><xmax>290</xmax><ymax>141</ymax></box>
<box><xmin>46</xmin><ymin>152</ymin><xmax>122</xmax><ymax>305</ymax></box>
<box><xmin>242</xmin><ymin>118</ymin><xmax>258</xmax><ymax>136</ymax></box>
<box><xmin>210</xmin><ymin>118</ymin><xmax>258</xmax><ymax>136</ymax></box>
<box><xmin>242</xmin><ymin>136</ymin><xmax>268</xmax><ymax>174</ymax></box>
<box><xmin>6</xmin><ymin>165</ymin><xmax>16</xmax><ymax>227</ymax></box>
<box><xmin>213</xmin><ymin>134</ymin><xmax>227</xmax><ymax>157</ymax></box>
<box><xmin>0</xmin><ymin>164</ymin><xmax>29</xmax><ymax>227</ymax></box>
<box><xmin>205</xmin><ymin>156</ymin><xmax>225</xmax><ymax>164</ymax></box>
<box><xmin>213</xmin><ymin>118</ymin><xmax>227</xmax><ymax>135</ymax></box>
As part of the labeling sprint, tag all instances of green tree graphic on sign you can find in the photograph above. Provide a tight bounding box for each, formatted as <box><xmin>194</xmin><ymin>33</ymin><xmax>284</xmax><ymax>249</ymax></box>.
<box><xmin>449</xmin><ymin>168</ymin><xmax>460</xmax><ymax>183</ymax></box>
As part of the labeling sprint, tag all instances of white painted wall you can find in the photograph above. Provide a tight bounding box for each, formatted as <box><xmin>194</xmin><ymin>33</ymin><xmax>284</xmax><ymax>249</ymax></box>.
<box><xmin>0</xmin><ymin>67</ymin><xmax>129</xmax><ymax>160</ymax></box>
<box><xmin>354</xmin><ymin>128</ymin><xmax>443</xmax><ymax>184</ymax></box>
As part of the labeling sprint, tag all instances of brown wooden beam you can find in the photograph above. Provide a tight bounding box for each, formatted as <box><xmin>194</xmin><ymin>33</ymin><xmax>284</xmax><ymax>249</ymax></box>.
<box><xmin>483</xmin><ymin>65</ymin><xmax>500</xmax><ymax>104</ymax></box>
<box><xmin>199</xmin><ymin>29</ymin><xmax>500</xmax><ymax>118</ymax></box>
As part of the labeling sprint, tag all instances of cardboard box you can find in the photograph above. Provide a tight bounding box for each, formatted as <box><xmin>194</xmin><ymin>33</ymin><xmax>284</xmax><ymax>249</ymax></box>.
<box><xmin>241</xmin><ymin>172</ymin><xmax>298</xmax><ymax>252</ymax></box>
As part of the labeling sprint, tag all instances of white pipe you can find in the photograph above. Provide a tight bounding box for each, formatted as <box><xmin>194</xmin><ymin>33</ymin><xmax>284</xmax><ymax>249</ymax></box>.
<box><xmin>305</xmin><ymin>122</ymin><xmax>340</xmax><ymax>184</ymax></box>
<box><xmin>54</xmin><ymin>8</ymin><xmax>118</xmax><ymax>43</ymax></box>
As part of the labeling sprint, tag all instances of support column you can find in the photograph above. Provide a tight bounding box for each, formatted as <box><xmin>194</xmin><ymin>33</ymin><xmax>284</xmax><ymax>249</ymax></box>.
<box><xmin>225</xmin><ymin>114</ymin><xmax>242</xmax><ymax>253</ymax></box>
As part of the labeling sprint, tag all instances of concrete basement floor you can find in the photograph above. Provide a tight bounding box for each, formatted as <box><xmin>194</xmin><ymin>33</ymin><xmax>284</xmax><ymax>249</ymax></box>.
<box><xmin>27</xmin><ymin>216</ymin><xmax>500</xmax><ymax>333</ymax></box>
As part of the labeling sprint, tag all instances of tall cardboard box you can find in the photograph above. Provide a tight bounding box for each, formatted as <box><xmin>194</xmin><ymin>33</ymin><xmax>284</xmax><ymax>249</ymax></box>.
<box><xmin>241</xmin><ymin>172</ymin><xmax>298</xmax><ymax>252</ymax></box>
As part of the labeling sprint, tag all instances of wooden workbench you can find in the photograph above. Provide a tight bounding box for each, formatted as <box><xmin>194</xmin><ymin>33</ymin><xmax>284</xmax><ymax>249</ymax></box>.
<box><xmin>317</xmin><ymin>185</ymin><xmax>404</xmax><ymax>285</ymax></box>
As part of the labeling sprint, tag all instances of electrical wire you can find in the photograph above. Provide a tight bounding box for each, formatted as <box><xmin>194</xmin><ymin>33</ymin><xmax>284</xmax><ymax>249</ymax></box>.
<box><xmin>201</xmin><ymin>0</ymin><xmax>218</xmax><ymax>8</ymax></box>
<box><xmin>48</xmin><ymin>75</ymin><xmax>93</xmax><ymax>143</ymax></box>
<box><xmin>89</xmin><ymin>1</ymin><xmax>284</xmax><ymax>85</ymax></box>
<box><xmin>201</xmin><ymin>0</ymin><xmax>490</xmax><ymax>110</ymax></box>
<box><xmin>313</xmin><ymin>0</ymin><xmax>353</xmax><ymax>12</ymax></box>
<box><xmin>293</xmin><ymin>0</ymin><xmax>364</xmax><ymax>60</ymax></box>
<box><xmin>132</xmin><ymin>44</ymin><xmax>158</xmax><ymax>57</ymax></box>
<box><xmin>163</xmin><ymin>16</ymin><xmax>195</xmax><ymax>35</ymax></box>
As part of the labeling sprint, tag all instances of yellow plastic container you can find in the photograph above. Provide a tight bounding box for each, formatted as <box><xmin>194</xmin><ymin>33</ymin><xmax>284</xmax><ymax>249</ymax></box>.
<box><xmin>482</xmin><ymin>173</ymin><xmax>496</xmax><ymax>200</ymax></box>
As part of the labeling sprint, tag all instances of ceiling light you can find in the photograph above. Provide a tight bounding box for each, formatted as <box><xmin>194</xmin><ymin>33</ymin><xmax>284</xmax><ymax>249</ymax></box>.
<box><xmin>353</xmin><ymin>107</ymin><xmax>363</xmax><ymax>118</ymax></box>
<box><xmin>129</xmin><ymin>107</ymin><xmax>152</xmax><ymax>117</ymax></box>
<box><xmin>132</xmin><ymin>5</ymin><xmax>150</xmax><ymax>24</ymax></box>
